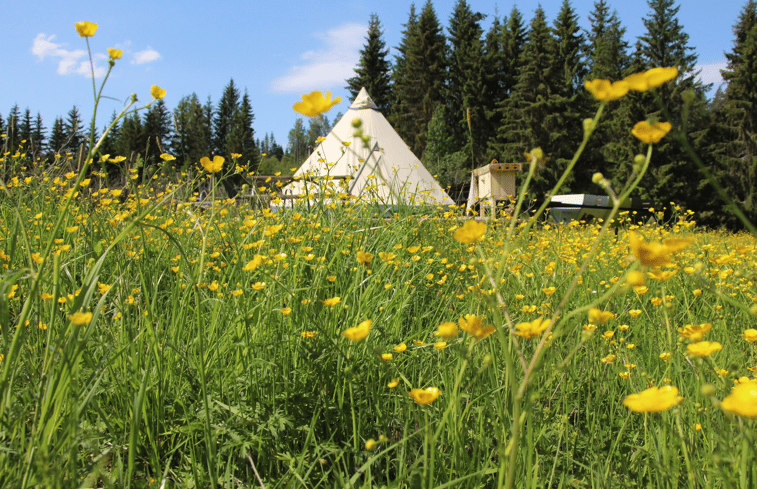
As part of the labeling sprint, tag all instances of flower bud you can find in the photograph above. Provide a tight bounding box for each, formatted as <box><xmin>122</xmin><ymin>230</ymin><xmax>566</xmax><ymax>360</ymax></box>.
<box><xmin>700</xmin><ymin>384</ymin><xmax>716</xmax><ymax>397</ymax></box>
<box><xmin>352</xmin><ymin>118</ymin><xmax>363</xmax><ymax>128</ymax></box>
<box><xmin>583</xmin><ymin>118</ymin><xmax>595</xmax><ymax>135</ymax></box>
<box><xmin>592</xmin><ymin>172</ymin><xmax>605</xmax><ymax>184</ymax></box>
<box><xmin>682</xmin><ymin>89</ymin><xmax>696</xmax><ymax>105</ymax></box>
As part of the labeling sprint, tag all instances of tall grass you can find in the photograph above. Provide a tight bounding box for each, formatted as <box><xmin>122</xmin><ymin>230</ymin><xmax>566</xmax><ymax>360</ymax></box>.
<box><xmin>0</xmin><ymin>22</ymin><xmax>756</xmax><ymax>489</ymax></box>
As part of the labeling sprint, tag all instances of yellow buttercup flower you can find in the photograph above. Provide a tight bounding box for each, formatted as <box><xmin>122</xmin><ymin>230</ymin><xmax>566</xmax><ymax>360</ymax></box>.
<box><xmin>434</xmin><ymin>321</ymin><xmax>458</xmax><ymax>339</ymax></box>
<box><xmin>687</xmin><ymin>341</ymin><xmax>722</xmax><ymax>357</ymax></box>
<box><xmin>323</xmin><ymin>296</ymin><xmax>341</xmax><ymax>306</ymax></box>
<box><xmin>453</xmin><ymin>220</ymin><xmax>486</xmax><ymax>244</ymax></box>
<box><xmin>514</xmin><ymin>317</ymin><xmax>551</xmax><ymax>339</ymax></box>
<box><xmin>628</xmin><ymin>232</ymin><xmax>692</xmax><ymax>267</ymax></box>
<box><xmin>151</xmin><ymin>85</ymin><xmax>167</xmax><ymax>100</ymax></box>
<box><xmin>408</xmin><ymin>387</ymin><xmax>442</xmax><ymax>405</ymax></box>
<box><xmin>588</xmin><ymin>308</ymin><xmax>614</xmax><ymax>325</ymax></box>
<box><xmin>356</xmin><ymin>250</ymin><xmax>373</xmax><ymax>267</ymax></box>
<box><xmin>75</xmin><ymin>21</ymin><xmax>98</xmax><ymax>37</ymax></box>
<box><xmin>741</xmin><ymin>329</ymin><xmax>757</xmax><ymax>342</ymax></box>
<box><xmin>458</xmin><ymin>314</ymin><xmax>495</xmax><ymax>340</ymax></box>
<box><xmin>584</xmin><ymin>78</ymin><xmax>629</xmax><ymax>102</ymax></box>
<box><xmin>631</xmin><ymin>121</ymin><xmax>672</xmax><ymax>144</ymax></box>
<box><xmin>623</xmin><ymin>385</ymin><xmax>679</xmax><ymax>413</ymax></box>
<box><xmin>623</xmin><ymin>67</ymin><xmax>678</xmax><ymax>92</ymax></box>
<box><xmin>678</xmin><ymin>323</ymin><xmax>712</xmax><ymax>341</ymax></box>
<box><xmin>160</xmin><ymin>153</ymin><xmax>175</xmax><ymax>161</ymax></box>
<box><xmin>720</xmin><ymin>381</ymin><xmax>757</xmax><ymax>417</ymax></box>
<box><xmin>388</xmin><ymin>378</ymin><xmax>400</xmax><ymax>388</ymax></box>
<box><xmin>69</xmin><ymin>312</ymin><xmax>93</xmax><ymax>325</ymax></box>
<box><xmin>293</xmin><ymin>91</ymin><xmax>341</xmax><ymax>117</ymax></box>
<box><xmin>107</xmin><ymin>48</ymin><xmax>123</xmax><ymax>60</ymax></box>
<box><xmin>342</xmin><ymin>319</ymin><xmax>372</xmax><ymax>341</ymax></box>
<box><xmin>201</xmin><ymin>156</ymin><xmax>224</xmax><ymax>173</ymax></box>
<box><xmin>393</xmin><ymin>342</ymin><xmax>407</xmax><ymax>353</ymax></box>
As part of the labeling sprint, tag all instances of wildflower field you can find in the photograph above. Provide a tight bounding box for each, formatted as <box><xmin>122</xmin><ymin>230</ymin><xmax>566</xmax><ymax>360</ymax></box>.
<box><xmin>1</xmin><ymin>21</ymin><xmax>757</xmax><ymax>489</ymax></box>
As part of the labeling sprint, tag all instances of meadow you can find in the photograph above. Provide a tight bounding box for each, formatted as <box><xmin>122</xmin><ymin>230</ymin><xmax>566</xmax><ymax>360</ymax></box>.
<box><xmin>1</xmin><ymin>21</ymin><xmax>756</xmax><ymax>489</ymax></box>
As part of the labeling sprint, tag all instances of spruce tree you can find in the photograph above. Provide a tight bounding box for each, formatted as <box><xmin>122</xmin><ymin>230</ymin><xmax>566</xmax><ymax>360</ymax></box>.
<box><xmin>171</xmin><ymin>94</ymin><xmax>211</xmax><ymax>168</ymax></box>
<box><xmin>391</xmin><ymin>1</ymin><xmax>446</xmax><ymax>157</ymax></box>
<box><xmin>202</xmin><ymin>97</ymin><xmax>215</xmax><ymax>157</ymax></box>
<box><xmin>495</xmin><ymin>7</ymin><xmax>564</xmax><ymax>196</ymax></box>
<box><xmin>143</xmin><ymin>99</ymin><xmax>173</xmax><ymax>167</ymax></box>
<box><xmin>708</xmin><ymin>0</ymin><xmax>757</xmax><ymax>226</ymax></box>
<box><xmin>346</xmin><ymin>14</ymin><xmax>393</xmax><ymax>113</ymax></box>
<box><xmin>116</xmin><ymin>112</ymin><xmax>145</xmax><ymax>162</ymax></box>
<box><xmin>637</xmin><ymin>0</ymin><xmax>710</xmax><ymax>211</ymax></box>
<box><xmin>65</xmin><ymin>106</ymin><xmax>85</xmax><ymax>156</ymax></box>
<box><xmin>6</xmin><ymin>105</ymin><xmax>21</xmax><ymax>153</ymax></box>
<box><xmin>19</xmin><ymin>108</ymin><xmax>33</xmax><ymax>152</ymax></box>
<box><xmin>287</xmin><ymin>118</ymin><xmax>308</xmax><ymax>165</ymax></box>
<box><xmin>214</xmin><ymin>79</ymin><xmax>240</xmax><ymax>157</ymax></box>
<box><xmin>47</xmin><ymin>116</ymin><xmax>67</xmax><ymax>159</ymax></box>
<box><xmin>446</xmin><ymin>0</ymin><xmax>487</xmax><ymax>168</ymax></box>
<box><xmin>483</xmin><ymin>15</ymin><xmax>505</xmax><ymax>152</ymax></box>
<box><xmin>31</xmin><ymin>112</ymin><xmax>46</xmax><ymax>158</ymax></box>
<box><xmin>391</xmin><ymin>4</ymin><xmax>420</xmax><ymax>150</ymax></box>
<box><xmin>226</xmin><ymin>90</ymin><xmax>259</xmax><ymax>173</ymax></box>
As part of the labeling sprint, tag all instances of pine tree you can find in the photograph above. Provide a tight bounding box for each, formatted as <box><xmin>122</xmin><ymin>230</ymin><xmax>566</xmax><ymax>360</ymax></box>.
<box><xmin>287</xmin><ymin>118</ymin><xmax>308</xmax><ymax>164</ymax></box>
<box><xmin>171</xmin><ymin>94</ymin><xmax>211</xmax><ymax>168</ymax></box>
<box><xmin>31</xmin><ymin>112</ymin><xmax>46</xmax><ymax>158</ymax></box>
<box><xmin>47</xmin><ymin>116</ymin><xmax>67</xmax><ymax>159</ymax></box>
<box><xmin>19</xmin><ymin>108</ymin><xmax>33</xmax><ymax>153</ymax></box>
<box><xmin>637</xmin><ymin>0</ymin><xmax>710</xmax><ymax>211</ymax></box>
<box><xmin>6</xmin><ymin>105</ymin><xmax>21</xmax><ymax>153</ymax></box>
<box><xmin>446</xmin><ymin>0</ymin><xmax>487</xmax><ymax>168</ymax></box>
<box><xmin>214</xmin><ymin>79</ymin><xmax>240</xmax><ymax>157</ymax></box>
<box><xmin>65</xmin><ymin>106</ymin><xmax>85</xmax><ymax>156</ymax></box>
<box><xmin>486</xmin><ymin>7</ymin><xmax>526</xmax><ymax>160</ymax></box>
<box><xmin>586</xmin><ymin>0</ymin><xmax>630</xmax><ymax>80</ymax></box>
<box><xmin>391</xmin><ymin>0</ymin><xmax>446</xmax><ymax>157</ymax></box>
<box><xmin>346</xmin><ymin>13</ymin><xmax>393</xmax><ymax>114</ymax></box>
<box><xmin>226</xmin><ymin>90</ymin><xmax>259</xmax><ymax>173</ymax></box>
<box><xmin>143</xmin><ymin>99</ymin><xmax>173</xmax><ymax>167</ymax></box>
<box><xmin>494</xmin><ymin>6</ymin><xmax>564</xmax><ymax>196</ymax></box>
<box><xmin>708</xmin><ymin>0</ymin><xmax>757</xmax><ymax>226</ymax></box>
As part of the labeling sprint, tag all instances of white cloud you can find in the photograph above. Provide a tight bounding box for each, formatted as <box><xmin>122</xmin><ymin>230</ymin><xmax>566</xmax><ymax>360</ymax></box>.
<box><xmin>31</xmin><ymin>33</ymin><xmax>107</xmax><ymax>78</ymax></box>
<box><xmin>270</xmin><ymin>22</ymin><xmax>366</xmax><ymax>93</ymax></box>
<box><xmin>695</xmin><ymin>61</ymin><xmax>728</xmax><ymax>87</ymax></box>
<box><xmin>131</xmin><ymin>48</ymin><xmax>160</xmax><ymax>64</ymax></box>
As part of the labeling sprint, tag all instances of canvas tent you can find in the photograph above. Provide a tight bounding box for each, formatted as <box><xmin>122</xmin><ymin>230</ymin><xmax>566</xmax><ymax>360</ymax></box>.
<box><xmin>282</xmin><ymin>88</ymin><xmax>454</xmax><ymax>207</ymax></box>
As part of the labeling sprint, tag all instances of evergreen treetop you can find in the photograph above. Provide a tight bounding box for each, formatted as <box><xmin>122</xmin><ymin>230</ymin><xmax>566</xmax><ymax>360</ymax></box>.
<box><xmin>346</xmin><ymin>14</ymin><xmax>393</xmax><ymax>114</ymax></box>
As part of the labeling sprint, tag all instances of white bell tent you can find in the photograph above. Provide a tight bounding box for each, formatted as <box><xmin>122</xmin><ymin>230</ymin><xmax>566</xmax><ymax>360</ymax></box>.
<box><xmin>283</xmin><ymin>88</ymin><xmax>454</xmax><ymax>207</ymax></box>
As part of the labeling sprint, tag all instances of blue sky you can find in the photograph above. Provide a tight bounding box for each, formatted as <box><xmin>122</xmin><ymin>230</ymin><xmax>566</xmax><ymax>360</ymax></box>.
<box><xmin>1</xmin><ymin>0</ymin><xmax>745</xmax><ymax>150</ymax></box>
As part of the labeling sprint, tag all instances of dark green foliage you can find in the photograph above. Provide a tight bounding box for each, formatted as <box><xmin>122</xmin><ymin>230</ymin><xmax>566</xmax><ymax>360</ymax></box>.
<box><xmin>446</xmin><ymin>0</ymin><xmax>487</xmax><ymax>168</ymax></box>
<box><xmin>47</xmin><ymin>116</ymin><xmax>67</xmax><ymax>160</ymax></box>
<box><xmin>637</xmin><ymin>0</ymin><xmax>710</xmax><ymax>211</ymax></box>
<box><xmin>31</xmin><ymin>112</ymin><xmax>46</xmax><ymax>158</ymax></box>
<box><xmin>287</xmin><ymin>118</ymin><xmax>308</xmax><ymax>165</ymax></box>
<box><xmin>346</xmin><ymin>14</ymin><xmax>393</xmax><ymax>114</ymax></box>
<box><xmin>171</xmin><ymin>93</ymin><xmax>212</xmax><ymax>168</ymax></box>
<box><xmin>5</xmin><ymin>105</ymin><xmax>21</xmax><ymax>154</ymax></box>
<box><xmin>116</xmin><ymin>112</ymin><xmax>145</xmax><ymax>163</ymax></box>
<box><xmin>226</xmin><ymin>90</ymin><xmax>259</xmax><ymax>174</ymax></box>
<box><xmin>390</xmin><ymin>0</ymin><xmax>447</xmax><ymax>157</ymax></box>
<box><xmin>706</xmin><ymin>0</ymin><xmax>757</xmax><ymax>226</ymax></box>
<box><xmin>213</xmin><ymin>79</ymin><xmax>240</xmax><ymax>157</ymax></box>
<box><xmin>305</xmin><ymin>114</ymin><xmax>330</xmax><ymax>151</ymax></box>
<box><xmin>65</xmin><ymin>106</ymin><xmax>85</xmax><ymax>157</ymax></box>
<box><xmin>143</xmin><ymin>99</ymin><xmax>173</xmax><ymax>168</ymax></box>
<box><xmin>18</xmin><ymin>108</ymin><xmax>33</xmax><ymax>152</ymax></box>
<box><xmin>422</xmin><ymin>105</ymin><xmax>467</xmax><ymax>190</ymax></box>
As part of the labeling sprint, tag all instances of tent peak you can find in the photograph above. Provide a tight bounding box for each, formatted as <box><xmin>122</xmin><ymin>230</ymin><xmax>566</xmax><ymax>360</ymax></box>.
<box><xmin>350</xmin><ymin>87</ymin><xmax>378</xmax><ymax>110</ymax></box>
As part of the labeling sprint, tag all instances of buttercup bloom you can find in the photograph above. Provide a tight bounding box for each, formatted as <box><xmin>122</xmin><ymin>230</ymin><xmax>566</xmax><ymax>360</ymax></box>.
<box><xmin>628</xmin><ymin>232</ymin><xmax>692</xmax><ymax>267</ymax></box>
<box><xmin>584</xmin><ymin>78</ymin><xmax>629</xmax><ymax>102</ymax></box>
<box><xmin>201</xmin><ymin>156</ymin><xmax>224</xmax><ymax>173</ymax></box>
<box><xmin>687</xmin><ymin>341</ymin><xmax>722</xmax><ymax>357</ymax></box>
<box><xmin>741</xmin><ymin>329</ymin><xmax>757</xmax><ymax>342</ymax></box>
<box><xmin>458</xmin><ymin>314</ymin><xmax>495</xmax><ymax>340</ymax></box>
<box><xmin>632</xmin><ymin>121</ymin><xmax>672</xmax><ymax>144</ymax></box>
<box><xmin>514</xmin><ymin>317</ymin><xmax>551</xmax><ymax>339</ymax></box>
<box><xmin>75</xmin><ymin>21</ymin><xmax>97</xmax><ymax>37</ymax></box>
<box><xmin>720</xmin><ymin>381</ymin><xmax>757</xmax><ymax>417</ymax></box>
<box><xmin>293</xmin><ymin>91</ymin><xmax>341</xmax><ymax>117</ymax></box>
<box><xmin>323</xmin><ymin>296</ymin><xmax>341</xmax><ymax>306</ymax></box>
<box><xmin>408</xmin><ymin>387</ymin><xmax>442</xmax><ymax>405</ymax></box>
<box><xmin>454</xmin><ymin>220</ymin><xmax>486</xmax><ymax>244</ymax></box>
<box><xmin>69</xmin><ymin>311</ymin><xmax>93</xmax><ymax>325</ymax></box>
<box><xmin>623</xmin><ymin>67</ymin><xmax>679</xmax><ymax>92</ymax></box>
<box><xmin>623</xmin><ymin>385</ymin><xmax>680</xmax><ymax>412</ymax></box>
<box><xmin>588</xmin><ymin>308</ymin><xmax>614</xmax><ymax>325</ymax></box>
<box><xmin>356</xmin><ymin>251</ymin><xmax>373</xmax><ymax>267</ymax></box>
<box><xmin>342</xmin><ymin>319</ymin><xmax>372</xmax><ymax>341</ymax></box>
<box><xmin>151</xmin><ymin>85</ymin><xmax>167</xmax><ymax>100</ymax></box>
<box><xmin>107</xmin><ymin>48</ymin><xmax>123</xmax><ymax>60</ymax></box>
<box><xmin>435</xmin><ymin>321</ymin><xmax>458</xmax><ymax>339</ymax></box>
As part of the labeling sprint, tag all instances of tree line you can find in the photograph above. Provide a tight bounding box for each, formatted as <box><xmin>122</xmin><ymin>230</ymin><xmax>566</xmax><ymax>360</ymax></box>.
<box><xmin>2</xmin><ymin>0</ymin><xmax>756</xmax><ymax>227</ymax></box>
